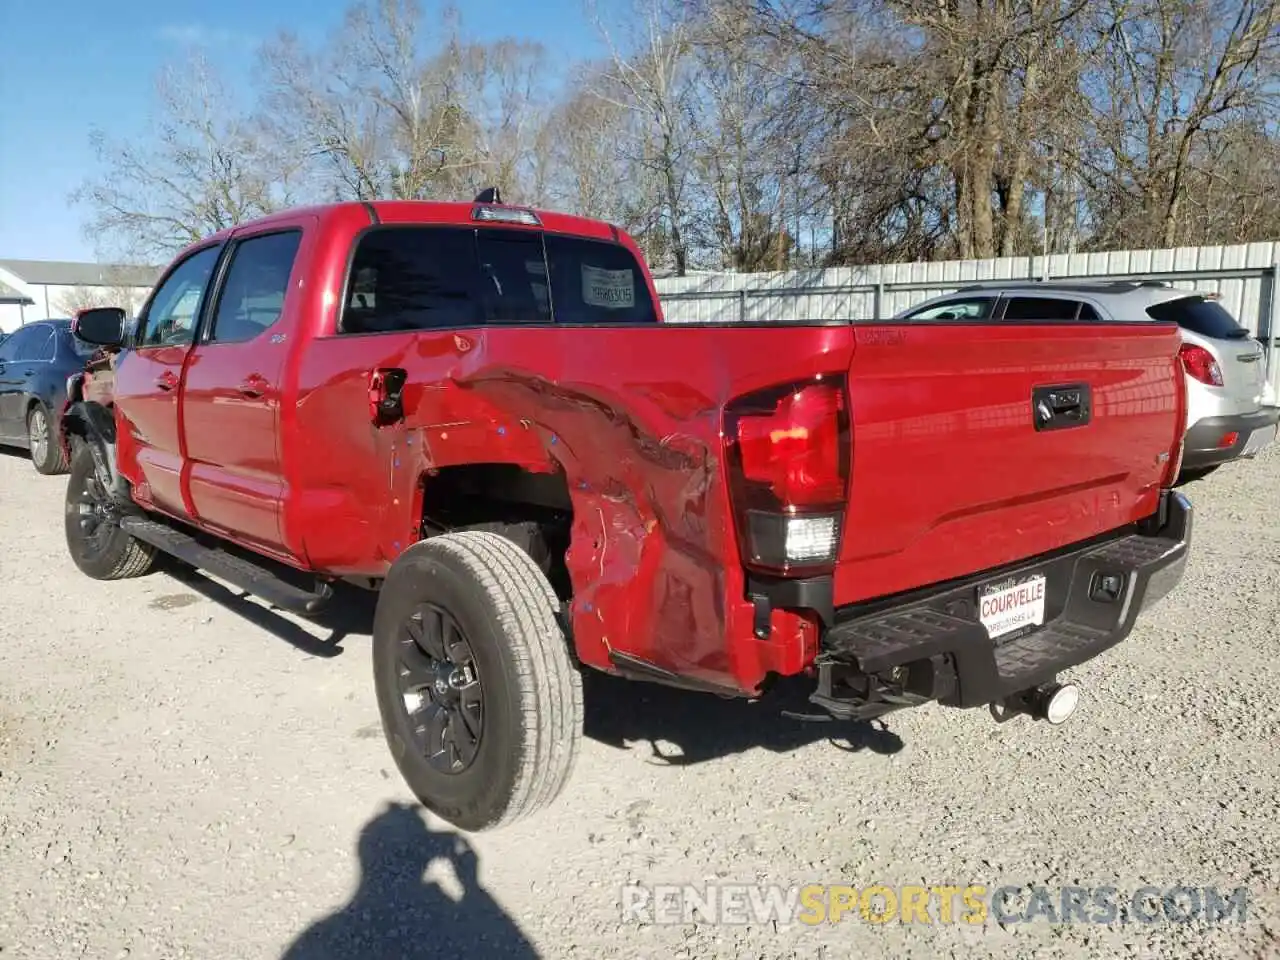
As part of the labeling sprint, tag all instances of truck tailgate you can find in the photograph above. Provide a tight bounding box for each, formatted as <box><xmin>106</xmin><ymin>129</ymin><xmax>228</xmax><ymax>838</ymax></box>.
<box><xmin>835</xmin><ymin>322</ymin><xmax>1183</xmax><ymax>605</ymax></box>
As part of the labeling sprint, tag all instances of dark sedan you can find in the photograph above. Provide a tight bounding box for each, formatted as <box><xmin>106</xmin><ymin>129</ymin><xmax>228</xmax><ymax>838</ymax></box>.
<box><xmin>0</xmin><ymin>319</ymin><xmax>98</xmax><ymax>474</ymax></box>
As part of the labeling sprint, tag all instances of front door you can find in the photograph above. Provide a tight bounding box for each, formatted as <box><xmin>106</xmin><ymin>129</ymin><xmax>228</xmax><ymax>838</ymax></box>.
<box><xmin>181</xmin><ymin>223</ymin><xmax>308</xmax><ymax>553</ymax></box>
<box><xmin>112</xmin><ymin>243</ymin><xmax>222</xmax><ymax>517</ymax></box>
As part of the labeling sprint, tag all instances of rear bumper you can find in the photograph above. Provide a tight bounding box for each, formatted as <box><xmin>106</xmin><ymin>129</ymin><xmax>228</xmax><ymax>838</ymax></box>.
<box><xmin>811</xmin><ymin>491</ymin><xmax>1192</xmax><ymax>719</ymax></box>
<box><xmin>1182</xmin><ymin>408</ymin><xmax>1280</xmax><ymax>470</ymax></box>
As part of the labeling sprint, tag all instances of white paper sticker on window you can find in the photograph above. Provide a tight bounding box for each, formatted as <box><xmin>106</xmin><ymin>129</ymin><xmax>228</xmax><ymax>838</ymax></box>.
<box><xmin>581</xmin><ymin>265</ymin><xmax>635</xmax><ymax>309</ymax></box>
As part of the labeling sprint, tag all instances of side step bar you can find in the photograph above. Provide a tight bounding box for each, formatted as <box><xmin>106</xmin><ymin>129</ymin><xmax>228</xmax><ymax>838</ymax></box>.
<box><xmin>119</xmin><ymin>516</ymin><xmax>334</xmax><ymax>615</ymax></box>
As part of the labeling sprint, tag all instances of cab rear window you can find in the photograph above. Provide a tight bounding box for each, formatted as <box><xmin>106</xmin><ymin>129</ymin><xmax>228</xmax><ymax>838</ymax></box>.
<box><xmin>340</xmin><ymin>225</ymin><xmax>658</xmax><ymax>334</ymax></box>
<box><xmin>1146</xmin><ymin>296</ymin><xmax>1250</xmax><ymax>340</ymax></box>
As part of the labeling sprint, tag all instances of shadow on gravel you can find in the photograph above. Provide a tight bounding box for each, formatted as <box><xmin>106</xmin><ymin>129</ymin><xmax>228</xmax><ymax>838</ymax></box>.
<box><xmin>146</xmin><ymin>558</ymin><xmax>905</xmax><ymax>765</ymax></box>
<box><xmin>159</xmin><ymin>560</ymin><xmax>376</xmax><ymax>659</ymax></box>
<box><xmin>583</xmin><ymin>671</ymin><xmax>905</xmax><ymax>765</ymax></box>
<box><xmin>281</xmin><ymin>802</ymin><xmax>538</xmax><ymax>960</ymax></box>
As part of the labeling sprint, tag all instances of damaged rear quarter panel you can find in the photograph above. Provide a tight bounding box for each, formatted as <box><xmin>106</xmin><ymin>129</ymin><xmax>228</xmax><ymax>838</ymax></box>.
<box><xmin>290</xmin><ymin>323</ymin><xmax>854</xmax><ymax>694</ymax></box>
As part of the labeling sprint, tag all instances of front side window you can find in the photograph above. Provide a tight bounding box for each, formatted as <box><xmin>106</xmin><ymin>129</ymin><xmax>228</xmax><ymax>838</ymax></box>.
<box><xmin>66</xmin><ymin>329</ymin><xmax>99</xmax><ymax>359</ymax></box>
<box><xmin>904</xmin><ymin>297</ymin><xmax>995</xmax><ymax>321</ymax></box>
<box><xmin>136</xmin><ymin>245</ymin><xmax>222</xmax><ymax>347</ymax></box>
<box><xmin>28</xmin><ymin>327</ymin><xmax>54</xmax><ymax>361</ymax></box>
<box><xmin>208</xmin><ymin>231</ymin><xmax>302</xmax><ymax>343</ymax></box>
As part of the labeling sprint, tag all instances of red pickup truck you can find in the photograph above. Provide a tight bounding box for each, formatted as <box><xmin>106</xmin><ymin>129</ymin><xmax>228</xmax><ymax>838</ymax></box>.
<box><xmin>62</xmin><ymin>194</ymin><xmax>1192</xmax><ymax>831</ymax></box>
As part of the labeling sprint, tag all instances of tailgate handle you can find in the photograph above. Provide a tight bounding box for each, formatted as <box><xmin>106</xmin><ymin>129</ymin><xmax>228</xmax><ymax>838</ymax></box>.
<box><xmin>1033</xmin><ymin>384</ymin><xmax>1091</xmax><ymax>432</ymax></box>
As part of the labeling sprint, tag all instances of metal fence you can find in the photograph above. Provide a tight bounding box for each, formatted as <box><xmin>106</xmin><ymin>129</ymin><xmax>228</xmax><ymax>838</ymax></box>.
<box><xmin>652</xmin><ymin>242</ymin><xmax>1280</xmax><ymax>399</ymax></box>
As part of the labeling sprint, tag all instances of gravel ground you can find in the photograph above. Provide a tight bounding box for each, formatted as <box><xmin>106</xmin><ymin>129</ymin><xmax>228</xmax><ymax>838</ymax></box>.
<box><xmin>2</xmin><ymin>443</ymin><xmax>1278</xmax><ymax>960</ymax></box>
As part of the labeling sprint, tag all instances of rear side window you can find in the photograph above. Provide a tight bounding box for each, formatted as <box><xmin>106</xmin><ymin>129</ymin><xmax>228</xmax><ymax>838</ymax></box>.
<box><xmin>343</xmin><ymin>228</ymin><xmax>482</xmax><ymax>334</ymax></box>
<box><xmin>1146</xmin><ymin>296</ymin><xmax>1249</xmax><ymax>340</ymax></box>
<box><xmin>340</xmin><ymin>225</ymin><xmax>659</xmax><ymax>333</ymax></box>
<box><xmin>4</xmin><ymin>325</ymin><xmax>54</xmax><ymax>361</ymax></box>
<box><xmin>1002</xmin><ymin>297</ymin><xmax>1085</xmax><ymax>321</ymax></box>
<box><xmin>208</xmin><ymin>231</ymin><xmax>302</xmax><ymax>343</ymax></box>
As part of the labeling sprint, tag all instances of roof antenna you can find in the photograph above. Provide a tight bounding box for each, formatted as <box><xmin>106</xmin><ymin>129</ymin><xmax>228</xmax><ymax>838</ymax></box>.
<box><xmin>474</xmin><ymin>186</ymin><xmax>502</xmax><ymax>204</ymax></box>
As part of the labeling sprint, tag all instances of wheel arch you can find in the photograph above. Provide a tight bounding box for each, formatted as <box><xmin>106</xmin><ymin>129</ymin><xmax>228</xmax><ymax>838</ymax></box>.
<box><xmin>415</xmin><ymin>461</ymin><xmax>575</xmax><ymax>600</ymax></box>
<box><xmin>58</xmin><ymin>399</ymin><xmax>126</xmax><ymax>496</ymax></box>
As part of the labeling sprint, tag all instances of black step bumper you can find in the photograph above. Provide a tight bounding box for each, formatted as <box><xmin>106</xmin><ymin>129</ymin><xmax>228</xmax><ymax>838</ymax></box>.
<box><xmin>811</xmin><ymin>491</ymin><xmax>1192</xmax><ymax>719</ymax></box>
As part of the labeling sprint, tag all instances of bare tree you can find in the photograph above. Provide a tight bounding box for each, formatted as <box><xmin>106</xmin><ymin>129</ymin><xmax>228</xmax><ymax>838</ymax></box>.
<box><xmin>72</xmin><ymin>52</ymin><xmax>294</xmax><ymax>260</ymax></box>
<box><xmin>72</xmin><ymin>0</ymin><xmax>1280</xmax><ymax>273</ymax></box>
<box><xmin>452</xmin><ymin>39</ymin><xmax>556</xmax><ymax>202</ymax></box>
<box><xmin>258</xmin><ymin>0</ymin><xmax>478</xmax><ymax>201</ymax></box>
<box><xmin>1076</xmin><ymin>0</ymin><xmax>1280</xmax><ymax>248</ymax></box>
<box><xmin>591</xmin><ymin>0</ymin><xmax>702</xmax><ymax>274</ymax></box>
<box><xmin>543</xmin><ymin>71</ymin><xmax>634</xmax><ymax>221</ymax></box>
<box><xmin>53</xmin><ymin>280</ymin><xmax>151</xmax><ymax>317</ymax></box>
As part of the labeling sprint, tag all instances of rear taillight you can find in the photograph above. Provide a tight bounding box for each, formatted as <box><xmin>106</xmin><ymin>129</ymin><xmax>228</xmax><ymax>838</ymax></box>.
<box><xmin>724</xmin><ymin>376</ymin><xmax>850</xmax><ymax>575</ymax></box>
<box><xmin>1179</xmin><ymin>344</ymin><xmax>1223</xmax><ymax>386</ymax></box>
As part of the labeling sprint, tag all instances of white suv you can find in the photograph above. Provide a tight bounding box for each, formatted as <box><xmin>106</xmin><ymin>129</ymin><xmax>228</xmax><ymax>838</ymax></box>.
<box><xmin>896</xmin><ymin>280</ymin><xmax>1280</xmax><ymax>480</ymax></box>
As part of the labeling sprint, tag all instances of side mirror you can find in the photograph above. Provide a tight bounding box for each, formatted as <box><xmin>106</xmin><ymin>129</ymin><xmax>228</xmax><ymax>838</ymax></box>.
<box><xmin>73</xmin><ymin>307</ymin><xmax>127</xmax><ymax>348</ymax></box>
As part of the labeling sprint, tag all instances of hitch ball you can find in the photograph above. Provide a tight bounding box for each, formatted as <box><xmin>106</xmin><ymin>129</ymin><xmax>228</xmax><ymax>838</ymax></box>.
<box><xmin>990</xmin><ymin>680</ymin><xmax>1081</xmax><ymax>724</ymax></box>
<box><xmin>1028</xmin><ymin>681</ymin><xmax>1081</xmax><ymax>724</ymax></box>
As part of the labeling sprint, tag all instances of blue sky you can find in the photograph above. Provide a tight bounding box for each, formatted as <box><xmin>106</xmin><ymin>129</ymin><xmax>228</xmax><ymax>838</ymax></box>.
<box><xmin>0</xmin><ymin>0</ymin><xmax>607</xmax><ymax>262</ymax></box>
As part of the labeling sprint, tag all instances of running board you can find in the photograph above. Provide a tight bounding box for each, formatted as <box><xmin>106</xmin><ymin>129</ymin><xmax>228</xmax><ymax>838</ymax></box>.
<box><xmin>119</xmin><ymin>516</ymin><xmax>334</xmax><ymax>615</ymax></box>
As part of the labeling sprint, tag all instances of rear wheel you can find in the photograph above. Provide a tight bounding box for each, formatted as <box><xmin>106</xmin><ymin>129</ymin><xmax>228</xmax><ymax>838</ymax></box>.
<box><xmin>64</xmin><ymin>443</ymin><xmax>156</xmax><ymax>580</ymax></box>
<box><xmin>372</xmin><ymin>531</ymin><xmax>583</xmax><ymax>832</ymax></box>
<box><xmin>28</xmin><ymin>402</ymin><xmax>68</xmax><ymax>475</ymax></box>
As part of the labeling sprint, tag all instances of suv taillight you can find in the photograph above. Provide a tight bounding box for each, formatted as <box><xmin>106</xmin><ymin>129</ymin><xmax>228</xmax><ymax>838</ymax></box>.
<box><xmin>1179</xmin><ymin>343</ymin><xmax>1223</xmax><ymax>386</ymax></box>
<box><xmin>724</xmin><ymin>376</ymin><xmax>850</xmax><ymax>575</ymax></box>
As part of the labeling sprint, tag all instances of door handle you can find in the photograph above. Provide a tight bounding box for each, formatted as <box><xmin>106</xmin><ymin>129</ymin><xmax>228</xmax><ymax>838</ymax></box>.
<box><xmin>238</xmin><ymin>374</ymin><xmax>269</xmax><ymax>398</ymax></box>
<box><xmin>155</xmin><ymin>371</ymin><xmax>179</xmax><ymax>391</ymax></box>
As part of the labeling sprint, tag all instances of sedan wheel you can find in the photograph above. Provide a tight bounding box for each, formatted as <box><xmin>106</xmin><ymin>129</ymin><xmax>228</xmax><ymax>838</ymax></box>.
<box><xmin>28</xmin><ymin>404</ymin><xmax>69</xmax><ymax>475</ymax></box>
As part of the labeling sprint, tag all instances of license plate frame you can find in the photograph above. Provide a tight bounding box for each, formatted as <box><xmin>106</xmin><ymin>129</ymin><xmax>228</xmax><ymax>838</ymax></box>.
<box><xmin>978</xmin><ymin>573</ymin><xmax>1048</xmax><ymax>642</ymax></box>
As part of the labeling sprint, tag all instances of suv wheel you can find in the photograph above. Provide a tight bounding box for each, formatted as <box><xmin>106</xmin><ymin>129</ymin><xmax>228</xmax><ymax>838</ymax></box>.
<box><xmin>372</xmin><ymin>531</ymin><xmax>583</xmax><ymax>832</ymax></box>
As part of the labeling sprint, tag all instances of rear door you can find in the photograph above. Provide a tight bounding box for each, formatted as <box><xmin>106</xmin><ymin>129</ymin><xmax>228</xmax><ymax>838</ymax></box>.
<box><xmin>180</xmin><ymin>221</ymin><xmax>309</xmax><ymax>552</ymax></box>
<box><xmin>112</xmin><ymin>244</ymin><xmax>223</xmax><ymax>517</ymax></box>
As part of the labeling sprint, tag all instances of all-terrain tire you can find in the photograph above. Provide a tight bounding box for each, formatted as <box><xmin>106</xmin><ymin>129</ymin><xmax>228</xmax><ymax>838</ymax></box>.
<box><xmin>460</xmin><ymin>520</ymin><xmax>552</xmax><ymax>574</ymax></box>
<box><xmin>28</xmin><ymin>402</ymin><xmax>69</xmax><ymax>475</ymax></box>
<box><xmin>64</xmin><ymin>443</ymin><xmax>157</xmax><ymax>580</ymax></box>
<box><xmin>372</xmin><ymin>531</ymin><xmax>583</xmax><ymax>832</ymax></box>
